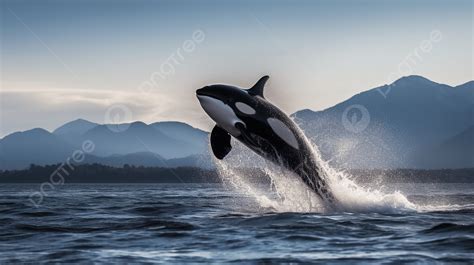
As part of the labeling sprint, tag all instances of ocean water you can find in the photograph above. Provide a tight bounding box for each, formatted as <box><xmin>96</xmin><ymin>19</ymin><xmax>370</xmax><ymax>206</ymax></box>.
<box><xmin>0</xmin><ymin>182</ymin><xmax>473</xmax><ymax>263</ymax></box>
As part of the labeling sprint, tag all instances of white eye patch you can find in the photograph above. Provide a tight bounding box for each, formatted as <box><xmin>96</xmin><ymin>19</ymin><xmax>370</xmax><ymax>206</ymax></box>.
<box><xmin>267</xmin><ymin>118</ymin><xmax>299</xmax><ymax>150</ymax></box>
<box><xmin>235</xmin><ymin>102</ymin><xmax>256</xmax><ymax>115</ymax></box>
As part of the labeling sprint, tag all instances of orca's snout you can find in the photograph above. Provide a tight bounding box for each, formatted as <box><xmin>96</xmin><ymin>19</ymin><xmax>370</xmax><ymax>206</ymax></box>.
<box><xmin>196</xmin><ymin>86</ymin><xmax>211</xmax><ymax>111</ymax></box>
<box><xmin>196</xmin><ymin>86</ymin><xmax>210</xmax><ymax>97</ymax></box>
<box><xmin>196</xmin><ymin>87</ymin><xmax>203</xmax><ymax>96</ymax></box>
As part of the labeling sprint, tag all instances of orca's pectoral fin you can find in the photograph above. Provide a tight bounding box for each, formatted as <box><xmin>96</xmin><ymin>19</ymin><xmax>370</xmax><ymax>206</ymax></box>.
<box><xmin>210</xmin><ymin>125</ymin><xmax>232</xmax><ymax>160</ymax></box>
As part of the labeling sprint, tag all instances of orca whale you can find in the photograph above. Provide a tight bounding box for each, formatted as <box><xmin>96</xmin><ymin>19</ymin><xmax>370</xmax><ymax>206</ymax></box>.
<box><xmin>196</xmin><ymin>76</ymin><xmax>336</xmax><ymax>204</ymax></box>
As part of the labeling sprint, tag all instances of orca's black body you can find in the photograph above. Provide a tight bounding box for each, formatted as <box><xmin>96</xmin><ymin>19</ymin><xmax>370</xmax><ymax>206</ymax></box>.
<box><xmin>196</xmin><ymin>76</ymin><xmax>335</xmax><ymax>203</ymax></box>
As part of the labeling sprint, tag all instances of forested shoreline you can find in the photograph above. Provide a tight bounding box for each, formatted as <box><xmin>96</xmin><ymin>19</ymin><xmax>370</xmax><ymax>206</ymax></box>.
<box><xmin>1</xmin><ymin>164</ymin><xmax>473</xmax><ymax>183</ymax></box>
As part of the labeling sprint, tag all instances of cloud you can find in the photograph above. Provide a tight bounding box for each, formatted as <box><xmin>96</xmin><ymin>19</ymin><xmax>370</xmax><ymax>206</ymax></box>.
<box><xmin>0</xmin><ymin>87</ymin><xmax>212</xmax><ymax>137</ymax></box>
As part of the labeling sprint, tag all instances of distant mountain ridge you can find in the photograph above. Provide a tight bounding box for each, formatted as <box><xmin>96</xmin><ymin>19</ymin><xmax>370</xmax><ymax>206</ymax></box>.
<box><xmin>0</xmin><ymin>128</ymin><xmax>76</xmax><ymax>170</ymax></box>
<box><xmin>0</xmin><ymin>120</ymin><xmax>211</xmax><ymax>170</ymax></box>
<box><xmin>53</xmin><ymin>118</ymin><xmax>99</xmax><ymax>136</ymax></box>
<box><xmin>293</xmin><ymin>75</ymin><xmax>473</xmax><ymax>169</ymax></box>
<box><xmin>79</xmin><ymin>121</ymin><xmax>205</xmax><ymax>158</ymax></box>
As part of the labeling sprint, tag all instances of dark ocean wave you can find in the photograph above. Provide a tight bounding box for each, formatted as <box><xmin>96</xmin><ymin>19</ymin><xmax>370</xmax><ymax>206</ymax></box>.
<box><xmin>14</xmin><ymin>218</ymin><xmax>196</xmax><ymax>233</ymax></box>
<box><xmin>0</xmin><ymin>183</ymin><xmax>473</xmax><ymax>263</ymax></box>
<box><xmin>422</xmin><ymin>222</ymin><xmax>474</xmax><ymax>234</ymax></box>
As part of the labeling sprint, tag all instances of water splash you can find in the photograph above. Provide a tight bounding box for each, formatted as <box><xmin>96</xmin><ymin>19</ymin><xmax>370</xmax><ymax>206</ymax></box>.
<box><xmin>212</xmin><ymin>129</ymin><xmax>422</xmax><ymax>214</ymax></box>
<box><xmin>309</xmin><ymin>142</ymin><xmax>417</xmax><ymax>213</ymax></box>
<box><xmin>216</xmin><ymin>158</ymin><xmax>326</xmax><ymax>213</ymax></box>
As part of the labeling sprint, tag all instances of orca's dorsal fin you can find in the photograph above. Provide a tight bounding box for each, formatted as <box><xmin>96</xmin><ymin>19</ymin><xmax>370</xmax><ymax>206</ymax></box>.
<box><xmin>210</xmin><ymin>125</ymin><xmax>232</xmax><ymax>160</ymax></box>
<box><xmin>248</xmin><ymin>75</ymin><xmax>269</xmax><ymax>98</ymax></box>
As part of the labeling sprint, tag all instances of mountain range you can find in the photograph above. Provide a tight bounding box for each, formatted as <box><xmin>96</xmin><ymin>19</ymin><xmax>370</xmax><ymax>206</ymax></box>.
<box><xmin>0</xmin><ymin>120</ymin><xmax>211</xmax><ymax>170</ymax></box>
<box><xmin>293</xmin><ymin>75</ymin><xmax>473</xmax><ymax>169</ymax></box>
<box><xmin>0</xmin><ymin>75</ymin><xmax>472</xmax><ymax>170</ymax></box>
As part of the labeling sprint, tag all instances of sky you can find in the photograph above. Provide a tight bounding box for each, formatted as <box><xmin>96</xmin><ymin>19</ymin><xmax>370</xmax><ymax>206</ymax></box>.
<box><xmin>0</xmin><ymin>0</ymin><xmax>472</xmax><ymax>137</ymax></box>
